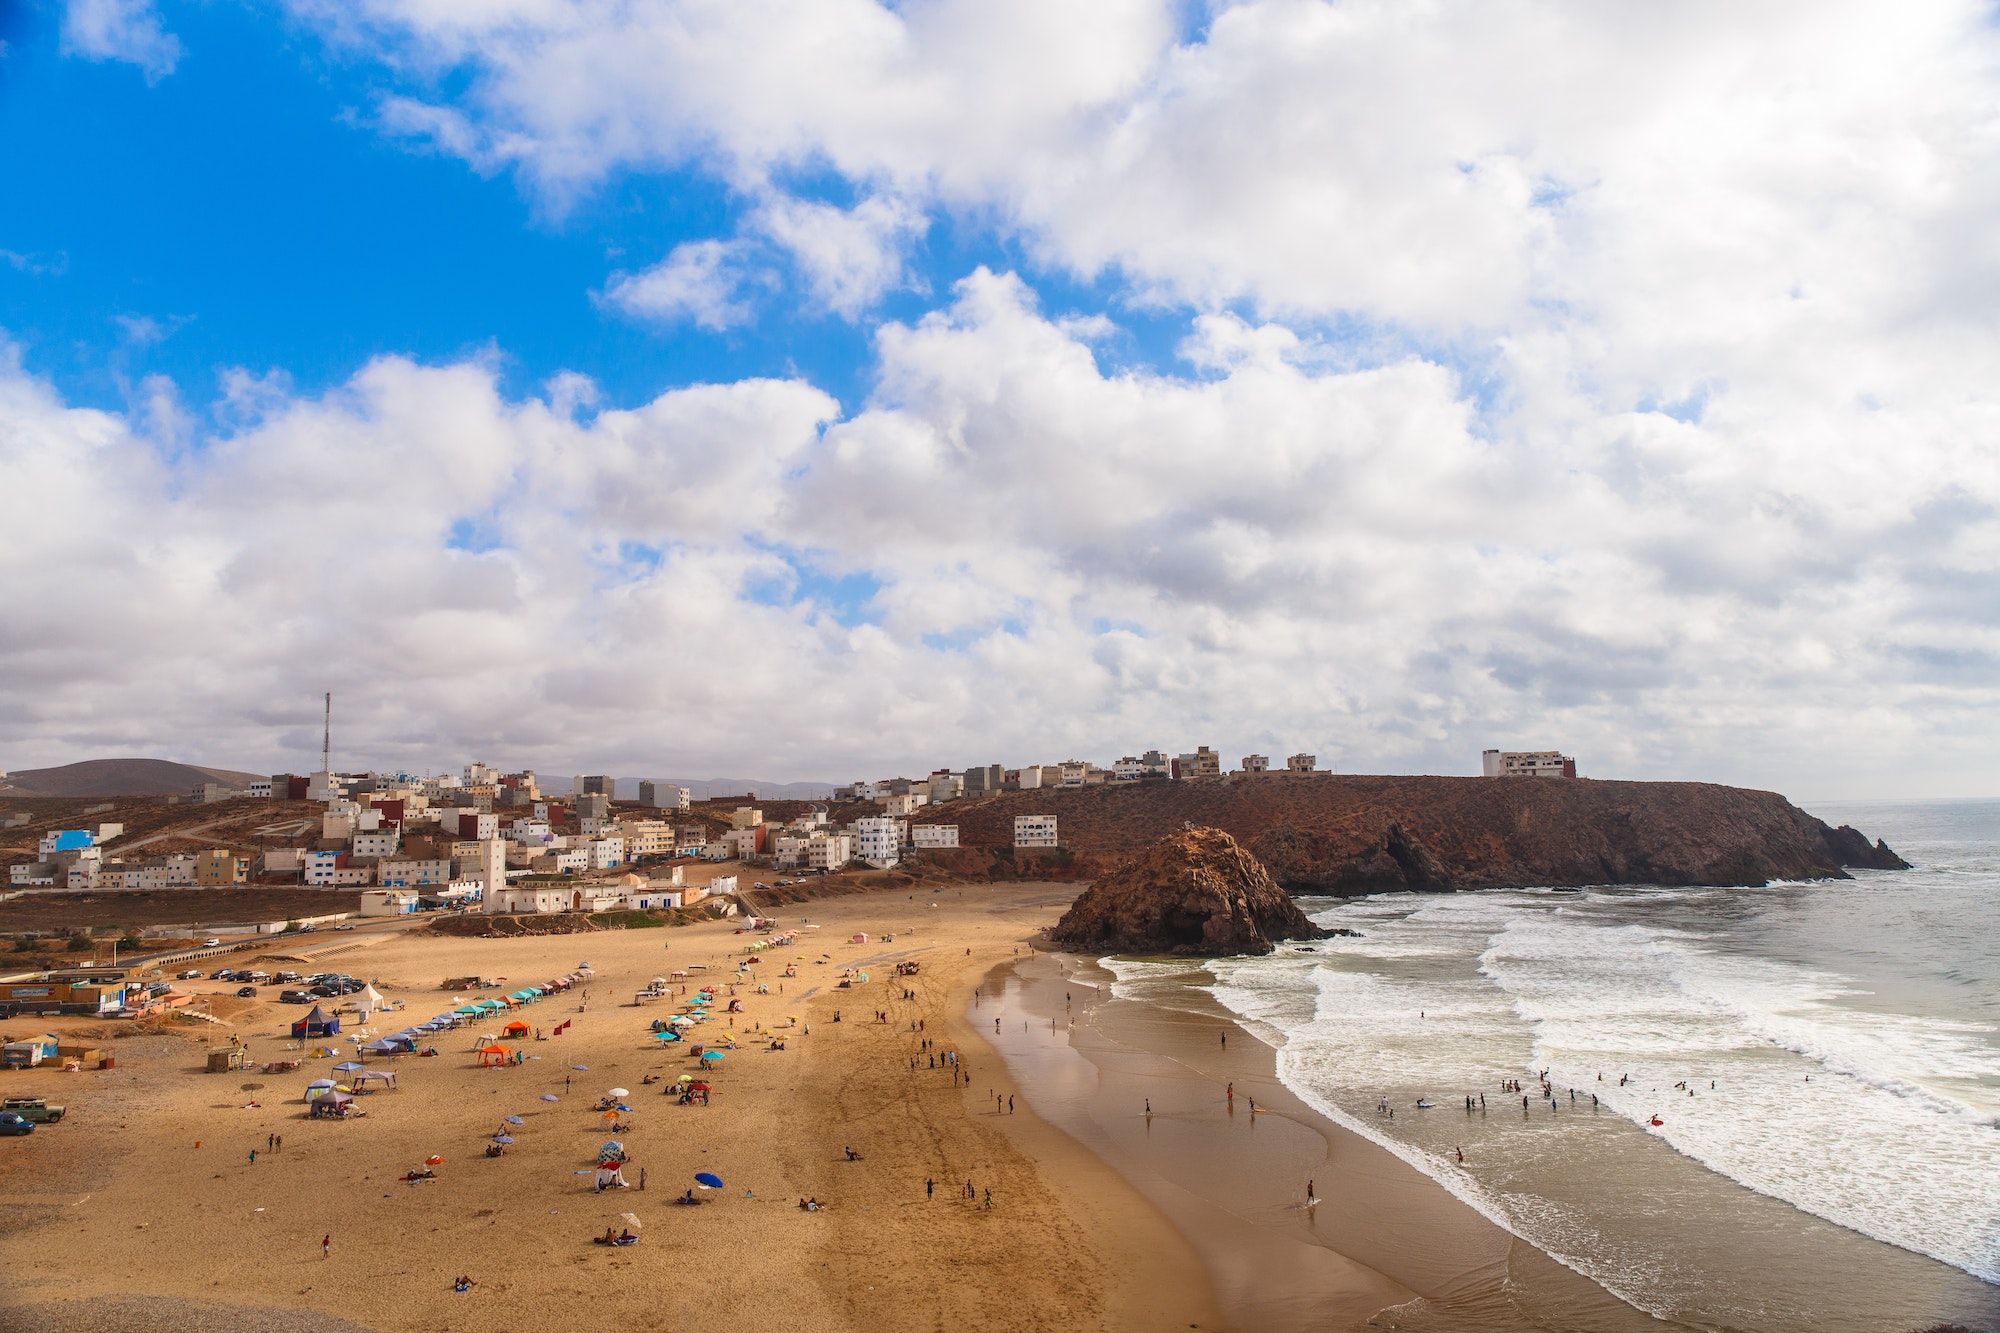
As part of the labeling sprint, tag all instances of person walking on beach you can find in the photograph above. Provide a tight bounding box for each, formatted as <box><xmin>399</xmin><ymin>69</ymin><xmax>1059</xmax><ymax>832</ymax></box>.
<box><xmin>276</xmin><ymin>1135</ymin><xmax>282</xmax><ymax>1151</ymax></box>
<box><xmin>268</xmin><ymin>1133</ymin><xmax>275</xmax><ymax>1152</ymax></box>
<box><xmin>1306</xmin><ymin>1179</ymin><xmax>1314</xmax><ymax>1202</ymax></box>
<box><xmin>1144</xmin><ymin>1099</ymin><xmax>1152</xmax><ymax>1118</ymax></box>
<box><xmin>1008</xmin><ymin>1095</ymin><xmax>1014</xmax><ymax>1113</ymax></box>
<box><xmin>322</xmin><ymin>1234</ymin><xmax>331</xmax><ymax>1259</ymax></box>
<box><xmin>926</xmin><ymin>1178</ymin><xmax>934</xmax><ymax>1199</ymax></box>
<box><xmin>1220</xmin><ymin>1031</ymin><xmax>1226</xmax><ymax>1047</ymax></box>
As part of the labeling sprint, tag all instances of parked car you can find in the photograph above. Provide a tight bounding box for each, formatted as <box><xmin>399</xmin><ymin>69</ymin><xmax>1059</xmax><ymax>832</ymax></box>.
<box><xmin>235</xmin><ymin>985</ymin><xmax>258</xmax><ymax>998</ymax></box>
<box><xmin>0</xmin><ymin>1113</ymin><xmax>32</xmax><ymax>1137</ymax></box>
<box><xmin>334</xmin><ymin>923</ymin><xmax>356</xmax><ymax>931</ymax></box>
<box><xmin>2</xmin><ymin>1096</ymin><xmax>65</xmax><ymax>1124</ymax></box>
<box><xmin>279</xmin><ymin>989</ymin><xmax>315</xmax><ymax>1004</ymax></box>
<box><xmin>203</xmin><ymin>938</ymin><xmax>221</xmax><ymax>947</ymax></box>
<box><xmin>242</xmin><ymin>970</ymin><xmax>270</xmax><ymax>982</ymax></box>
<box><xmin>273</xmin><ymin>971</ymin><xmax>303</xmax><ymax>984</ymax></box>
<box><xmin>210</xmin><ymin>969</ymin><xmax>238</xmax><ymax>982</ymax></box>
<box><xmin>294</xmin><ymin>925</ymin><xmax>316</xmax><ymax>934</ymax></box>
<box><xmin>177</xmin><ymin>969</ymin><xmax>205</xmax><ymax>980</ymax></box>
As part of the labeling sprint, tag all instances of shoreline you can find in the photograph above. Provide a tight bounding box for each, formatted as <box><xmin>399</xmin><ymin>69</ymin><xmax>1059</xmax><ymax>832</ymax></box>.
<box><xmin>980</xmin><ymin>949</ymin><xmax>1679</xmax><ymax>1333</ymax></box>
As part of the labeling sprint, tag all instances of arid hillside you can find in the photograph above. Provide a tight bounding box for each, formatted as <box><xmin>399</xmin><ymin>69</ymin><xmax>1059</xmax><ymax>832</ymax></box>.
<box><xmin>916</xmin><ymin>775</ymin><xmax>1907</xmax><ymax>893</ymax></box>
<box><xmin>0</xmin><ymin>758</ymin><xmax>264</xmax><ymax>798</ymax></box>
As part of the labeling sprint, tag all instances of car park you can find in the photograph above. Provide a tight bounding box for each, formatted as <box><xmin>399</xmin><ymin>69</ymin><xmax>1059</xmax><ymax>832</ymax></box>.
<box><xmin>235</xmin><ymin>985</ymin><xmax>258</xmax><ymax>998</ymax></box>
<box><xmin>0</xmin><ymin>1113</ymin><xmax>33</xmax><ymax>1137</ymax></box>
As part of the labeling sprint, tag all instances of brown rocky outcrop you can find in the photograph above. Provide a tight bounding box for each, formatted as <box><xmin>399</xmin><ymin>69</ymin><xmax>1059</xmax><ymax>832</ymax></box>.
<box><xmin>1050</xmin><ymin>827</ymin><xmax>1327</xmax><ymax>956</ymax></box>
<box><xmin>920</xmin><ymin>775</ymin><xmax>1909</xmax><ymax>895</ymax></box>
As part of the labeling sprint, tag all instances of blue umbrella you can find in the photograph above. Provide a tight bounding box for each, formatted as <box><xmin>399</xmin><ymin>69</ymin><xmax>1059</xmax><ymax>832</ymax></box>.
<box><xmin>541</xmin><ymin>1094</ymin><xmax>560</xmax><ymax>1102</ymax></box>
<box><xmin>694</xmin><ymin>1172</ymin><xmax>724</xmax><ymax>1189</ymax></box>
<box><xmin>503</xmin><ymin>1115</ymin><xmax>524</xmax><ymax>1125</ymax></box>
<box><xmin>492</xmin><ymin>1134</ymin><xmax>515</xmax><ymax>1145</ymax></box>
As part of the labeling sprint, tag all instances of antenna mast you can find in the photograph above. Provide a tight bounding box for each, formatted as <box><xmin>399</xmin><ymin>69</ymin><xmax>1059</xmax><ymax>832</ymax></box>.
<box><xmin>323</xmin><ymin>692</ymin><xmax>331</xmax><ymax>774</ymax></box>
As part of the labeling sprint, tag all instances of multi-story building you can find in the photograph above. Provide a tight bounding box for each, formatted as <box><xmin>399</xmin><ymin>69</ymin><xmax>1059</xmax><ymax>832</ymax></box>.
<box><xmin>617</xmin><ymin>819</ymin><xmax>677</xmax><ymax>859</ymax></box>
<box><xmin>464</xmin><ymin>762</ymin><xmax>501</xmax><ymax>787</ymax></box>
<box><xmin>1240</xmin><ymin>754</ymin><xmax>1270</xmax><ymax>774</ymax></box>
<box><xmin>720</xmin><ymin>826</ymin><xmax>765</xmax><ymax>859</ymax></box>
<box><xmin>574</xmin><ymin>775</ymin><xmax>616</xmax><ymax>800</ymax></box>
<box><xmin>639</xmin><ymin>781</ymin><xmax>691</xmax><ymax>811</ymax></box>
<box><xmin>1175</xmin><ymin>747</ymin><xmax>1222</xmax><ymax>779</ymax></box>
<box><xmin>304</xmin><ymin>851</ymin><xmax>375</xmax><ymax>887</ymax></box>
<box><xmin>962</xmin><ymin>764</ymin><xmax>1005</xmax><ymax>796</ymax></box>
<box><xmin>927</xmin><ymin>771</ymin><xmax>962</xmax><ymax>804</ymax></box>
<box><xmin>351</xmin><ymin>828</ymin><xmax>401</xmax><ymax>859</ymax></box>
<box><xmin>1482</xmin><ymin>750</ymin><xmax>1577</xmax><ymax>779</ymax></box>
<box><xmin>574</xmin><ymin>793</ymin><xmax>611</xmax><ymax>823</ymax></box>
<box><xmin>912</xmin><ymin>824</ymin><xmax>959</xmax><ymax>849</ymax></box>
<box><xmin>853</xmin><ymin>816</ymin><xmax>901</xmax><ymax>868</ymax></box>
<box><xmin>1007</xmin><ymin>766</ymin><xmax>1041</xmax><ymax>789</ymax></box>
<box><xmin>1287</xmin><ymin>754</ymin><xmax>1316</xmax><ymax>772</ymax></box>
<box><xmin>193</xmin><ymin>850</ymin><xmax>248</xmax><ymax>886</ymax></box>
<box><xmin>1058</xmin><ymin>760</ymin><xmax>1093</xmax><ymax>787</ymax></box>
<box><xmin>884</xmin><ymin>792</ymin><xmax>928</xmax><ymax>817</ymax></box>
<box><xmin>1013</xmin><ymin>816</ymin><xmax>1059</xmax><ymax>849</ymax></box>
<box><xmin>729</xmin><ymin>807</ymin><xmax>763</xmax><ymax>830</ymax></box>
<box><xmin>1111</xmin><ymin>756</ymin><xmax>1147</xmax><ymax>781</ymax></box>
<box><xmin>377</xmin><ymin>858</ymin><xmax>453</xmax><ymax>887</ymax></box>
<box><xmin>806</xmin><ymin>833</ymin><xmax>854</xmax><ymax>872</ymax></box>
<box><xmin>582</xmin><ymin>837</ymin><xmax>626</xmax><ymax>870</ymax></box>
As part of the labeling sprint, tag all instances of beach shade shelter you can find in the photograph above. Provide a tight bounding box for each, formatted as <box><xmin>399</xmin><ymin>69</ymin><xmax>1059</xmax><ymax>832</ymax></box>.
<box><xmin>503</xmin><ymin>1021</ymin><xmax>531</xmax><ymax>1038</ymax></box>
<box><xmin>504</xmin><ymin>1115</ymin><xmax>524</xmax><ymax>1125</ymax></box>
<box><xmin>354</xmin><ymin>1069</ymin><xmax>396</xmax><ymax>1089</ymax></box>
<box><xmin>355</xmin><ymin>985</ymin><xmax>384</xmax><ymax>1019</ymax></box>
<box><xmin>292</xmin><ymin>1005</ymin><xmax>340</xmax><ymax>1039</ymax></box>
<box><xmin>478</xmin><ymin>1044</ymin><xmax>512</xmax><ymax>1068</ymax></box>
<box><xmin>699</xmin><ymin>1051</ymin><xmax>723</xmax><ymax>1064</ymax></box>
<box><xmin>333</xmin><ymin>1061</ymin><xmax>364</xmax><ymax>1077</ymax></box>
<box><xmin>594</xmin><ymin>1163</ymin><xmax>629</xmax><ymax>1190</ymax></box>
<box><xmin>492</xmin><ymin>1133</ymin><xmax>514</xmax><ymax>1145</ymax></box>
<box><xmin>360</xmin><ymin>1039</ymin><xmax>401</xmax><ymax>1056</ymax></box>
<box><xmin>540</xmin><ymin>1093</ymin><xmax>560</xmax><ymax>1102</ymax></box>
<box><xmin>310</xmin><ymin>1090</ymin><xmax>354</xmax><ymax>1118</ymax></box>
<box><xmin>606</xmin><ymin>1087</ymin><xmax>630</xmax><ymax>1098</ymax></box>
<box><xmin>476</xmin><ymin>1033</ymin><xmax>499</xmax><ymax>1046</ymax></box>
<box><xmin>694</xmin><ymin>1171</ymin><xmax>724</xmax><ymax>1189</ymax></box>
<box><xmin>598</xmin><ymin>1140</ymin><xmax>626</xmax><ymax>1161</ymax></box>
<box><xmin>305</xmin><ymin>1078</ymin><xmax>336</xmax><ymax>1101</ymax></box>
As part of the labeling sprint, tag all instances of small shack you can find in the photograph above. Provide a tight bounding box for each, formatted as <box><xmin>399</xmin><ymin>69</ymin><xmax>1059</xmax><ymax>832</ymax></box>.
<box><xmin>206</xmin><ymin>1047</ymin><xmax>250</xmax><ymax>1073</ymax></box>
<box><xmin>291</xmin><ymin>1005</ymin><xmax>340</xmax><ymax>1040</ymax></box>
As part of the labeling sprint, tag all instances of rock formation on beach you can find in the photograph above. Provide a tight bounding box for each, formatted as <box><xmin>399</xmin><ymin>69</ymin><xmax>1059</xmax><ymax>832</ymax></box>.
<box><xmin>923</xmin><ymin>775</ymin><xmax>1910</xmax><ymax>895</ymax></box>
<box><xmin>1050</xmin><ymin>827</ymin><xmax>1327</xmax><ymax>956</ymax></box>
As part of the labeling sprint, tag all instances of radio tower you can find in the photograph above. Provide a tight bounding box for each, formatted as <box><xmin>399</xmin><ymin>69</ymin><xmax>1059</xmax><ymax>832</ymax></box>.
<box><xmin>323</xmin><ymin>692</ymin><xmax>331</xmax><ymax>774</ymax></box>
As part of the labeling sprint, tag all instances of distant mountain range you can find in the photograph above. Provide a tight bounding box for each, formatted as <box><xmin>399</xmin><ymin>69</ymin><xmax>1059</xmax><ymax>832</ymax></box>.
<box><xmin>0</xmin><ymin>759</ymin><xmax>836</xmax><ymax>803</ymax></box>
<box><xmin>0</xmin><ymin>758</ymin><xmax>265</xmax><ymax>798</ymax></box>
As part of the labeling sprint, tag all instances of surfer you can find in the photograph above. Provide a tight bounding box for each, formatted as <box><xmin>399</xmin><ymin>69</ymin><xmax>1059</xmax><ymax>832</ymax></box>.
<box><xmin>1306</xmin><ymin>1179</ymin><xmax>1314</xmax><ymax>1201</ymax></box>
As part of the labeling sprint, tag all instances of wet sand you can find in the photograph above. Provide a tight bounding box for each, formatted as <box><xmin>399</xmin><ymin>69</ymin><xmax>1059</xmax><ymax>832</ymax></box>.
<box><xmin>980</xmin><ymin>950</ymin><xmax>1682</xmax><ymax>1332</ymax></box>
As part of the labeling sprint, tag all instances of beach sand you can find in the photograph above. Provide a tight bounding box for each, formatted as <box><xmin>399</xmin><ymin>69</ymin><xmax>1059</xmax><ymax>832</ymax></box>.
<box><xmin>0</xmin><ymin>878</ymin><xmax>1683</xmax><ymax>1332</ymax></box>
<box><xmin>0</xmin><ymin>882</ymin><xmax>1212</xmax><ymax>1332</ymax></box>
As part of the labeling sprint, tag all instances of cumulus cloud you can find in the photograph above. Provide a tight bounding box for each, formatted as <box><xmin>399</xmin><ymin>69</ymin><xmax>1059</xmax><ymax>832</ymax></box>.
<box><xmin>603</xmin><ymin>239</ymin><xmax>763</xmax><ymax>330</ymax></box>
<box><xmin>61</xmin><ymin>0</ymin><xmax>181</xmax><ymax>82</ymax></box>
<box><xmin>5</xmin><ymin>261</ymin><xmax>1996</xmax><ymax>794</ymax></box>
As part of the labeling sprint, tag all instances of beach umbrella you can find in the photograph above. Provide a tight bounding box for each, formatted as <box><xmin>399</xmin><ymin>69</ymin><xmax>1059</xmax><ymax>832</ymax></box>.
<box><xmin>700</xmin><ymin>1051</ymin><xmax>723</xmax><ymax>1062</ymax></box>
<box><xmin>601</xmin><ymin>1109</ymin><xmax>619</xmax><ymax>1120</ymax></box>
<box><xmin>504</xmin><ymin>1115</ymin><xmax>524</xmax><ymax>1125</ymax></box>
<box><xmin>541</xmin><ymin>1094</ymin><xmax>560</xmax><ymax>1102</ymax></box>
<box><xmin>427</xmin><ymin>1155</ymin><xmax>444</xmax><ymax>1165</ymax></box>
<box><xmin>677</xmin><ymin>1075</ymin><xmax>693</xmax><ymax>1083</ymax></box>
<box><xmin>620</xmin><ymin>1212</ymin><xmax>643</xmax><ymax>1231</ymax></box>
<box><xmin>694</xmin><ymin>1172</ymin><xmax>724</xmax><ymax>1189</ymax></box>
<box><xmin>606</xmin><ymin>1087</ymin><xmax>630</xmax><ymax>1098</ymax></box>
<box><xmin>572</xmin><ymin>1064</ymin><xmax>589</xmax><ymax>1071</ymax></box>
<box><xmin>492</xmin><ymin>1134</ymin><xmax>515</xmax><ymax>1145</ymax></box>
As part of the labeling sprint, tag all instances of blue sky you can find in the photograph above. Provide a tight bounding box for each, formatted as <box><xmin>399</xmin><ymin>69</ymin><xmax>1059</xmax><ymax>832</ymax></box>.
<box><xmin>0</xmin><ymin>0</ymin><xmax>1199</xmax><ymax>422</ymax></box>
<box><xmin>2</xmin><ymin>0</ymin><xmax>1997</xmax><ymax>797</ymax></box>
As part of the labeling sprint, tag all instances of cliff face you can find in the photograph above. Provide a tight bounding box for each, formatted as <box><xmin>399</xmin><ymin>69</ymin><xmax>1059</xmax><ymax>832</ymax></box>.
<box><xmin>920</xmin><ymin>776</ymin><xmax>1909</xmax><ymax>895</ymax></box>
<box><xmin>1050</xmin><ymin>827</ymin><xmax>1326</xmax><ymax>955</ymax></box>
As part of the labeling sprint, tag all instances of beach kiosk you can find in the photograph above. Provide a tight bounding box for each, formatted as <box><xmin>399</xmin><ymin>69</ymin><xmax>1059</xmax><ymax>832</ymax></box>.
<box><xmin>291</xmin><ymin>1005</ymin><xmax>340</xmax><ymax>1040</ymax></box>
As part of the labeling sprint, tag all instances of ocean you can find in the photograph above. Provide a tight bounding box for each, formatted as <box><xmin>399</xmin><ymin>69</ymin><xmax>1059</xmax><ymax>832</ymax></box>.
<box><xmin>1103</xmin><ymin>799</ymin><xmax>2000</xmax><ymax>1331</ymax></box>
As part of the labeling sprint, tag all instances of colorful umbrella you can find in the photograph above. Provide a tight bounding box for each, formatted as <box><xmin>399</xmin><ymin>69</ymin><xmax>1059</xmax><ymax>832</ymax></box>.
<box><xmin>694</xmin><ymin>1172</ymin><xmax>723</xmax><ymax>1189</ymax></box>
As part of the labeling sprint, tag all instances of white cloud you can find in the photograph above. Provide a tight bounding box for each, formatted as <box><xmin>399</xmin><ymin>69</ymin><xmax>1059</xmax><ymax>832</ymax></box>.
<box><xmin>751</xmin><ymin>194</ymin><xmax>927</xmax><ymax>318</ymax></box>
<box><xmin>4</xmin><ymin>261</ymin><xmax>1996</xmax><ymax>795</ymax></box>
<box><xmin>61</xmin><ymin>0</ymin><xmax>182</xmax><ymax>82</ymax></box>
<box><xmin>603</xmin><ymin>239</ymin><xmax>762</xmax><ymax>330</ymax></box>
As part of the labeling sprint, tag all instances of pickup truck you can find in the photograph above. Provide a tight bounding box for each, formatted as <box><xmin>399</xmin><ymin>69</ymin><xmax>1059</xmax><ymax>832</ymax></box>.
<box><xmin>2</xmin><ymin>1096</ymin><xmax>65</xmax><ymax>1124</ymax></box>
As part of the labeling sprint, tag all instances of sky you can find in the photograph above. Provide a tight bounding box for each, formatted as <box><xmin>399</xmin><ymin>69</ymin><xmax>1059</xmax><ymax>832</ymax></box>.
<box><xmin>2</xmin><ymin>0</ymin><xmax>1997</xmax><ymax>799</ymax></box>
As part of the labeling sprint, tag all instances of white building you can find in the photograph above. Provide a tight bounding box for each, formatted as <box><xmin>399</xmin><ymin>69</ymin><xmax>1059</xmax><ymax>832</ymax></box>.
<box><xmin>583</xmin><ymin>836</ymin><xmax>626</xmax><ymax>870</ymax></box>
<box><xmin>246</xmin><ymin>778</ymin><xmax>274</xmax><ymax>798</ymax></box>
<box><xmin>359</xmin><ymin>890</ymin><xmax>420</xmax><ymax>916</ymax></box>
<box><xmin>1481</xmin><ymin>749</ymin><xmax>1577</xmax><ymax>779</ymax></box>
<box><xmin>1014</xmin><ymin>815</ymin><xmax>1059</xmax><ymax>849</ymax></box>
<box><xmin>472</xmin><ymin>839</ymin><xmax>509</xmax><ymax>912</ymax></box>
<box><xmin>464</xmin><ymin>762</ymin><xmax>501</xmax><ymax>786</ymax></box>
<box><xmin>806</xmin><ymin>833</ymin><xmax>853</xmax><ymax>871</ymax></box>
<box><xmin>351</xmin><ymin>828</ymin><xmax>401</xmax><ymax>858</ymax></box>
<box><xmin>1010</xmin><ymin>766</ymin><xmax>1042</xmax><ymax>790</ymax></box>
<box><xmin>639</xmin><ymin>781</ymin><xmax>691</xmax><ymax>811</ymax></box>
<box><xmin>1058</xmin><ymin>760</ymin><xmax>1092</xmax><ymax>787</ymax></box>
<box><xmin>912</xmin><ymin>824</ymin><xmax>959</xmax><ymax>849</ymax></box>
<box><xmin>304</xmin><ymin>852</ymin><xmax>375</xmax><ymax>887</ymax></box>
<box><xmin>853</xmin><ymin>816</ymin><xmax>901</xmax><ymax>868</ymax></box>
<box><xmin>1111</xmin><ymin>756</ymin><xmax>1146</xmax><ymax>781</ymax></box>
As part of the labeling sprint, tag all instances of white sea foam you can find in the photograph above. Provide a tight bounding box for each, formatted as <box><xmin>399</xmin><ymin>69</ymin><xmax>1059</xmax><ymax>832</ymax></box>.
<box><xmin>1183</xmin><ymin>881</ymin><xmax>2000</xmax><ymax>1296</ymax></box>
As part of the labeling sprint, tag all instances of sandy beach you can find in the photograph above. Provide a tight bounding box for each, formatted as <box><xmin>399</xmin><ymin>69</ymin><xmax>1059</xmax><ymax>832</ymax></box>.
<box><xmin>0</xmin><ymin>882</ymin><xmax>1219</xmax><ymax>1333</ymax></box>
<box><xmin>0</xmin><ymin>878</ymin><xmax>1697</xmax><ymax>1333</ymax></box>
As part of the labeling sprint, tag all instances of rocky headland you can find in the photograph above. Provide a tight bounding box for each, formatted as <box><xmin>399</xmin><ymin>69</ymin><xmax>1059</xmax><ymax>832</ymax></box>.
<box><xmin>1050</xmin><ymin>827</ymin><xmax>1327</xmax><ymax>955</ymax></box>
<box><xmin>922</xmin><ymin>775</ymin><xmax>1908</xmax><ymax>895</ymax></box>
